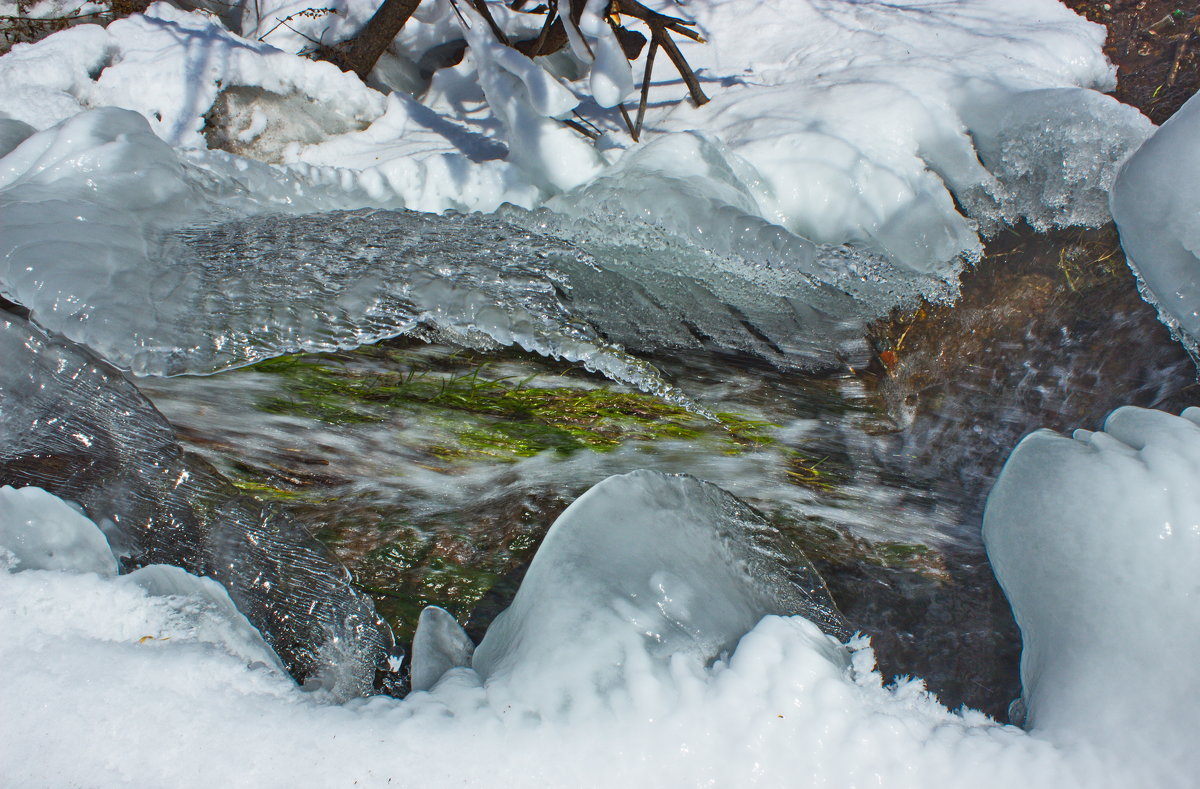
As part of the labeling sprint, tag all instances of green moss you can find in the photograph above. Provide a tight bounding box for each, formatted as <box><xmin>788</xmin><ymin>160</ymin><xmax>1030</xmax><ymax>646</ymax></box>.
<box><xmin>244</xmin><ymin>349</ymin><xmax>765</xmax><ymax>461</ymax></box>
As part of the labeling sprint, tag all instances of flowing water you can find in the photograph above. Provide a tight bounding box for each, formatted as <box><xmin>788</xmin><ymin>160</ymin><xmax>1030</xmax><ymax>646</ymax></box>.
<box><xmin>125</xmin><ymin>221</ymin><xmax>1197</xmax><ymax>719</ymax></box>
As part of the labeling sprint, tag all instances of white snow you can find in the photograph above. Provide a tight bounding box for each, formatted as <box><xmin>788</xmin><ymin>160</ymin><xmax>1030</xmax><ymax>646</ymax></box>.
<box><xmin>0</xmin><ymin>466</ymin><xmax>1177</xmax><ymax>788</ymax></box>
<box><xmin>1111</xmin><ymin>90</ymin><xmax>1200</xmax><ymax>352</ymax></box>
<box><xmin>0</xmin><ymin>0</ymin><xmax>1151</xmax><ymax>270</ymax></box>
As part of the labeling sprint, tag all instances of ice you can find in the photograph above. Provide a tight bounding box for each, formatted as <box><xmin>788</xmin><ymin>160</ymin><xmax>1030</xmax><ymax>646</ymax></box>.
<box><xmin>0</xmin><ymin>109</ymin><xmax>707</xmax><ymax>409</ymax></box>
<box><xmin>472</xmin><ymin>470</ymin><xmax>849</xmax><ymax>715</ymax></box>
<box><xmin>0</xmin><ymin>118</ymin><xmax>34</xmax><ymax>159</ymax></box>
<box><xmin>0</xmin><ymin>485</ymin><xmax>117</xmax><ymax>575</ymax></box>
<box><xmin>984</xmin><ymin>407</ymin><xmax>1200</xmax><ymax>775</ymax></box>
<box><xmin>410</xmin><ymin>606</ymin><xmax>476</xmax><ymax>692</ymax></box>
<box><xmin>0</xmin><ymin>312</ymin><xmax>394</xmax><ymax>699</ymax></box>
<box><xmin>962</xmin><ymin>87</ymin><xmax>1154</xmax><ymax>235</ymax></box>
<box><xmin>0</xmin><ymin>107</ymin><xmax>875</xmax><ymax>400</ymax></box>
<box><xmin>1111</xmin><ymin>91</ymin><xmax>1200</xmax><ymax>351</ymax></box>
<box><xmin>124</xmin><ymin>564</ymin><xmax>288</xmax><ymax>674</ymax></box>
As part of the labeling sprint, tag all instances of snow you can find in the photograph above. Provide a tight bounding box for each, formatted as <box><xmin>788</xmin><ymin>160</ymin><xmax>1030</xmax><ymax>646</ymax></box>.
<box><xmin>1111</xmin><ymin>90</ymin><xmax>1200</xmax><ymax>352</ymax></box>
<box><xmin>984</xmin><ymin>407</ymin><xmax>1200</xmax><ymax>779</ymax></box>
<box><xmin>0</xmin><ymin>468</ymin><xmax>1162</xmax><ymax>788</ymax></box>
<box><xmin>0</xmin><ymin>0</ymin><xmax>1150</xmax><ymax>270</ymax></box>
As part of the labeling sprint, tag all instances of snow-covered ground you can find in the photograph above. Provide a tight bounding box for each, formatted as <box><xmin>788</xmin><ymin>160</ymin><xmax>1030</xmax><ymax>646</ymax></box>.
<box><xmin>2</xmin><ymin>0</ymin><xmax>1198</xmax><ymax>785</ymax></box>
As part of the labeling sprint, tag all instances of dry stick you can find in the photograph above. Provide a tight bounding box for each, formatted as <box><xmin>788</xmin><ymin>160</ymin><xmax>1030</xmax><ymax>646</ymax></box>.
<box><xmin>634</xmin><ymin>34</ymin><xmax>658</xmax><ymax>139</ymax></box>
<box><xmin>530</xmin><ymin>0</ymin><xmax>557</xmax><ymax>56</ymax></box>
<box><xmin>618</xmin><ymin>104</ymin><xmax>637</xmax><ymax>140</ymax></box>
<box><xmin>654</xmin><ymin>23</ymin><xmax>708</xmax><ymax>106</ymax></box>
<box><xmin>1167</xmin><ymin>30</ymin><xmax>1196</xmax><ymax>87</ymax></box>
<box><xmin>615</xmin><ymin>0</ymin><xmax>704</xmax><ymax>42</ymax></box>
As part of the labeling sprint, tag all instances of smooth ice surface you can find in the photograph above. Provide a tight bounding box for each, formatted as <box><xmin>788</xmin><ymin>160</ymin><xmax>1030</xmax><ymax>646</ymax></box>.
<box><xmin>0</xmin><ymin>485</ymin><xmax>117</xmax><ymax>575</ymax></box>
<box><xmin>0</xmin><ymin>312</ymin><xmax>393</xmax><ymax>699</ymax></box>
<box><xmin>1112</xmin><ymin>90</ymin><xmax>1200</xmax><ymax>350</ymax></box>
<box><xmin>472</xmin><ymin>470</ymin><xmax>849</xmax><ymax>714</ymax></box>
<box><xmin>985</xmin><ymin>407</ymin><xmax>1200</xmax><ymax>780</ymax></box>
<box><xmin>410</xmin><ymin>606</ymin><xmax>476</xmax><ymax>692</ymax></box>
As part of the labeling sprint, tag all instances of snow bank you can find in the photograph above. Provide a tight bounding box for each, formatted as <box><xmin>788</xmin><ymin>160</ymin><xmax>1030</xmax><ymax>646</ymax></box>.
<box><xmin>985</xmin><ymin>407</ymin><xmax>1200</xmax><ymax>781</ymax></box>
<box><xmin>1111</xmin><ymin>90</ymin><xmax>1200</xmax><ymax>353</ymax></box>
<box><xmin>0</xmin><ymin>1</ymin><xmax>1151</xmax><ymax>270</ymax></box>
<box><xmin>0</xmin><ymin>466</ymin><xmax>1158</xmax><ymax>788</ymax></box>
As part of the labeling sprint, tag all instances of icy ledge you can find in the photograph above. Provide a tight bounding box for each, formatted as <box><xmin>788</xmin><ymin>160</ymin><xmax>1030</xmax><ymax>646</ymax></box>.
<box><xmin>0</xmin><ymin>108</ymin><xmax>710</xmax><ymax>411</ymax></box>
<box><xmin>985</xmin><ymin>406</ymin><xmax>1200</xmax><ymax>779</ymax></box>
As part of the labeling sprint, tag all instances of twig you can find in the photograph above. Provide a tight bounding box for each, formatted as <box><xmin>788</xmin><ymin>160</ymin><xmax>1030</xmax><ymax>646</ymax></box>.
<box><xmin>1167</xmin><ymin>29</ymin><xmax>1196</xmax><ymax>87</ymax></box>
<box><xmin>618</xmin><ymin>103</ymin><xmax>637</xmax><ymax>140</ymax></box>
<box><xmin>634</xmin><ymin>34</ymin><xmax>658</xmax><ymax>138</ymax></box>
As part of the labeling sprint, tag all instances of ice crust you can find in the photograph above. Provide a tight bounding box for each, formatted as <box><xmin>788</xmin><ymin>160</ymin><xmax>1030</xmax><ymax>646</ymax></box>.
<box><xmin>1111</xmin><ymin>90</ymin><xmax>1200</xmax><ymax>351</ymax></box>
<box><xmin>0</xmin><ymin>312</ymin><xmax>394</xmax><ymax>699</ymax></box>
<box><xmin>984</xmin><ymin>407</ymin><xmax>1200</xmax><ymax>778</ymax></box>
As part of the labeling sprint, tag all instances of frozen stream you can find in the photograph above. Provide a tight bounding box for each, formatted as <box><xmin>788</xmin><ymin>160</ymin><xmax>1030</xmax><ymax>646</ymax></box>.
<box><xmin>4</xmin><ymin>0</ymin><xmax>1200</xmax><ymax>785</ymax></box>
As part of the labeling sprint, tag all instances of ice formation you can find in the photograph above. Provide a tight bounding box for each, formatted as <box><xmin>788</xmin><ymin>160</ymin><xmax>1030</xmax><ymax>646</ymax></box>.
<box><xmin>0</xmin><ymin>312</ymin><xmax>394</xmax><ymax>699</ymax></box>
<box><xmin>410</xmin><ymin>605</ymin><xmax>476</xmax><ymax>693</ymax></box>
<box><xmin>1111</xmin><ymin>90</ymin><xmax>1200</xmax><ymax>351</ymax></box>
<box><xmin>0</xmin><ymin>484</ymin><xmax>117</xmax><ymax>575</ymax></box>
<box><xmin>984</xmin><ymin>407</ymin><xmax>1200</xmax><ymax>780</ymax></box>
<box><xmin>472</xmin><ymin>470</ymin><xmax>849</xmax><ymax>714</ymax></box>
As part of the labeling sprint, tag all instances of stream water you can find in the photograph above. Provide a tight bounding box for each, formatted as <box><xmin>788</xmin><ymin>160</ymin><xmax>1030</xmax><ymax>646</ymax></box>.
<box><xmin>126</xmin><ymin>220</ymin><xmax>1196</xmax><ymax>718</ymax></box>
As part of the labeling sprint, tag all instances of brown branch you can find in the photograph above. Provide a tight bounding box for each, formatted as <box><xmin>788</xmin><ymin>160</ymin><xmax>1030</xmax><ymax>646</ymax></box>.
<box><xmin>653</xmin><ymin>25</ymin><xmax>708</xmax><ymax>106</ymax></box>
<box><xmin>634</xmin><ymin>33</ymin><xmax>658</xmax><ymax>138</ymax></box>
<box><xmin>469</xmin><ymin>0</ymin><xmax>510</xmax><ymax>45</ymax></box>
<box><xmin>317</xmin><ymin>0</ymin><xmax>421</xmax><ymax>80</ymax></box>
